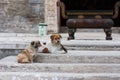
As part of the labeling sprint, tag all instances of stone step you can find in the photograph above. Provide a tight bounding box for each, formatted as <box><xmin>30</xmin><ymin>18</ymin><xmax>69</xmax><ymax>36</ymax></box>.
<box><xmin>0</xmin><ymin>36</ymin><xmax>120</xmax><ymax>59</ymax></box>
<box><xmin>0</xmin><ymin>40</ymin><xmax>119</xmax><ymax>59</ymax></box>
<box><xmin>0</xmin><ymin>39</ymin><xmax>120</xmax><ymax>49</ymax></box>
<box><xmin>36</xmin><ymin>51</ymin><xmax>120</xmax><ymax>63</ymax></box>
<box><xmin>1</xmin><ymin>51</ymin><xmax>120</xmax><ymax>63</ymax></box>
<box><xmin>0</xmin><ymin>62</ymin><xmax>120</xmax><ymax>73</ymax></box>
<box><xmin>0</xmin><ymin>33</ymin><xmax>40</xmax><ymax>37</ymax></box>
<box><xmin>62</xmin><ymin>40</ymin><xmax>120</xmax><ymax>47</ymax></box>
<box><xmin>0</xmin><ymin>40</ymin><xmax>120</xmax><ymax>50</ymax></box>
<box><xmin>62</xmin><ymin>40</ymin><xmax>120</xmax><ymax>50</ymax></box>
<box><xmin>0</xmin><ymin>72</ymin><xmax>120</xmax><ymax>80</ymax></box>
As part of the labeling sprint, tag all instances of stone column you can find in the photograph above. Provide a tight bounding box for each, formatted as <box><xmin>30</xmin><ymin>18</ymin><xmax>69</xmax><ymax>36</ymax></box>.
<box><xmin>45</xmin><ymin>0</ymin><xmax>58</xmax><ymax>33</ymax></box>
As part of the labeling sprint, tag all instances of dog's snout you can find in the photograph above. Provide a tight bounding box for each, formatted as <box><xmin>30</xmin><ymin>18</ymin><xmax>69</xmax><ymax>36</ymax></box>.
<box><xmin>57</xmin><ymin>40</ymin><xmax>61</xmax><ymax>43</ymax></box>
<box><xmin>57</xmin><ymin>40</ymin><xmax>60</xmax><ymax>43</ymax></box>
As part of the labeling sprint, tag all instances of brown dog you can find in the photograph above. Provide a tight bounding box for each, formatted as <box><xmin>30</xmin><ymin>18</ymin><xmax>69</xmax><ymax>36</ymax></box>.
<box><xmin>17</xmin><ymin>40</ymin><xmax>41</xmax><ymax>63</ymax></box>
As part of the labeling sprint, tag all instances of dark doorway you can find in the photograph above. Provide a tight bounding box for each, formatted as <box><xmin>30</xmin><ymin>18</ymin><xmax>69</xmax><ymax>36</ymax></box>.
<box><xmin>60</xmin><ymin>0</ymin><xmax>117</xmax><ymax>10</ymax></box>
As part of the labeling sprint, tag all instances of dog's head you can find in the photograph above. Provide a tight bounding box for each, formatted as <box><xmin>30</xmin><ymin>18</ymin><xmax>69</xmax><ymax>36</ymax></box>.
<box><xmin>31</xmin><ymin>40</ymin><xmax>41</xmax><ymax>48</ymax></box>
<box><xmin>50</xmin><ymin>34</ymin><xmax>62</xmax><ymax>44</ymax></box>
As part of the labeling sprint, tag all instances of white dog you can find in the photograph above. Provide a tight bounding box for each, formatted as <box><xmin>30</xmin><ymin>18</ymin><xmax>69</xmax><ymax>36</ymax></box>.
<box><xmin>38</xmin><ymin>34</ymin><xmax>67</xmax><ymax>54</ymax></box>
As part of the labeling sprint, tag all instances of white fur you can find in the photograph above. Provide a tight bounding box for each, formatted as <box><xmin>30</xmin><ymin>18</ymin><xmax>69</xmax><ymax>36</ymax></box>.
<box><xmin>38</xmin><ymin>42</ymin><xmax>66</xmax><ymax>54</ymax></box>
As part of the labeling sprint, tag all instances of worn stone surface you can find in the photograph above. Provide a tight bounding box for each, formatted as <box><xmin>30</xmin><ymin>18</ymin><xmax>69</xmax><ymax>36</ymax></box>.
<box><xmin>35</xmin><ymin>51</ymin><xmax>120</xmax><ymax>63</ymax></box>
<box><xmin>45</xmin><ymin>0</ymin><xmax>58</xmax><ymax>33</ymax></box>
<box><xmin>1</xmin><ymin>72</ymin><xmax>120</xmax><ymax>80</ymax></box>
<box><xmin>1</xmin><ymin>51</ymin><xmax>120</xmax><ymax>63</ymax></box>
<box><xmin>0</xmin><ymin>0</ymin><xmax>58</xmax><ymax>33</ymax></box>
<box><xmin>62</xmin><ymin>40</ymin><xmax>120</xmax><ymax>51</ymax></box>
<box><xmin>0</xmin><ymin>0</ymin><xmax>45</xmax><ymax>33</ymax></box>
<box><xmin>0</xmin><ymin>62</ymin><xmax>120</xmax><ymax>73</ymax></box>
<box><xmin>29</xmin><ymin>0</ymin><xmax>44</xmax><ymax>4</ymax></box>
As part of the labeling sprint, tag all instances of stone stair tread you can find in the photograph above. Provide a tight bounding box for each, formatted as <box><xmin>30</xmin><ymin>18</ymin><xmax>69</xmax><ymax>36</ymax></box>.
<box><xmin>0</xmin><ymin>62</ymin><xmax>120</xmax><ymax>73</ymax></box>
<box><xmin>0</xmin><ymin>40</ymin><xmax>120</xmax><ymax>46</ymax></box>
<box><xmin>0</xmin><ymin>41</ymin><xmax>119</xmax><ymax>50</ymax></box>
<box><xmin>0</xmin><ymin>62</ymin><xmax>120</xmax><ymax>65</ymax></box>
<box><xmin>0</xmin><ymin>40</ymin><xmax>120</xmax><ymax>50</ymax></box>
<box><xmin>1</xmin><ymin>50</ymin><xmax>120</xmax><ymax>60</ymax></box>
<box><xmin>62</xmin><ymin>40</ymin><xmax>120</xmax><ymax>47</ymax></box>
<box><xmin>54</xmin><ymin>50</ymin><xmax>120</xmax><ymax>56</ymax></box>
<box><xmin>1</xmin><ymin>62</ymin><xmax>120</xmax><ymax>65</ymax></box>
<box><xmin>0</xmin><ymin>50</ymin><xmax>120</xmax><ymax>62</ymax></box>
<box><xmin>0</xmin><ymin>72</ymin><xmax>120</xmax><ymax>80</ymax></box>
<box><xmin>1</xmin><ymin>50</ymin><xmax>120</xmax><ymax>63</ymax></box>
<box><xmin>0</xmin><ymin>72</ymin><xmax>120</xmax><ymax>77</ymax></box>
<box><xmin>1</xmin><ymin>50</ymin><xmax>120</xmax><ymax>59</ymax></box>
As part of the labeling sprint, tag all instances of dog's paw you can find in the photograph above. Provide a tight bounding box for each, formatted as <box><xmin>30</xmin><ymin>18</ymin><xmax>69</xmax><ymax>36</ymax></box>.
<box><xmin>42</xmin><ymin>48</ymin><xmax>49</xmax><ymax>53</ymax></box>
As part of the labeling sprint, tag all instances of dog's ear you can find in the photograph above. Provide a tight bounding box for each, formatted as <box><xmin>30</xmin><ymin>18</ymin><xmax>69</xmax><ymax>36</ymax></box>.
<box><xmin>31</xmin><ymin>41</ymin><xmax>35</xmax><ymax>45</ymax></box>
<box><xmin>37</xmin><ymin>41</ymin><xmax>41</xmax><ymax>44</ymax></box>
<box><xmin>59</xmin><ymin>34</ymin><xmax>62</xmax><ymax>38</ymax></box>
<box><xmin>50</xmin><ymin>35</ymin><xmax>55</xmax><ymax>40</ymax></box>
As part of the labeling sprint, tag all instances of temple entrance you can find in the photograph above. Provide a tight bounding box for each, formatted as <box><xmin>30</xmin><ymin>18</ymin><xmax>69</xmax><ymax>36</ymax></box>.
<box><xmin>58</xmin><ymin>0</ymin><xmax>120</xmax><ymax>32</ymax></box>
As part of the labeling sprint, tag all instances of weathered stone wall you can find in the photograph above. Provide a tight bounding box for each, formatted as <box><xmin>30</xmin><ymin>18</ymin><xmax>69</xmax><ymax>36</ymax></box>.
<box><xmin>0</xmin><ymin>0</ymin><xmax>59</xmax><ymax>33</ymax></box>
<box><xmin>0</xmin><ymin>0</ymin><xmax>45</xmax><ymax>33</ymax></box>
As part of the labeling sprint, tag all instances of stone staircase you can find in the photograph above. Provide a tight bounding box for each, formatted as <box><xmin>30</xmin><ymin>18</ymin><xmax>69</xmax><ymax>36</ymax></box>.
<box><xmin>0</xmin><ymin>33</ymin><xmax>120</xmax><ymax>80</ymax></box>
<box><xmin>0</xmin><ymin>44</ymin><xmax>120</xmax><ymax>79</ymax></box>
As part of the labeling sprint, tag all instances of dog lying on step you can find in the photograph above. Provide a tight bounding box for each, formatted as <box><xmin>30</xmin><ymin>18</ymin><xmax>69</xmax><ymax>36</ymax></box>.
<box><xmin>39</xmin><ymin>34</ymin><xmax>67</xmax><ymax>54</ymax></box>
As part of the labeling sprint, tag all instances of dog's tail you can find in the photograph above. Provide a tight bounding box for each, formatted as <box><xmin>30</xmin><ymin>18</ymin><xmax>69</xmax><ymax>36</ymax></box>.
<box><xmin>61</xmin><ymin>44</ymin><xmax>67</xmax><ymax>53</ymax></box>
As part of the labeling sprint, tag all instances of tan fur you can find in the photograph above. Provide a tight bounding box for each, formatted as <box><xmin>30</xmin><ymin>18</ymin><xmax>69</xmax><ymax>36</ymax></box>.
<box><xmin>17</xmin><ymin>49</ymin><xmax>32</xmax><ymax>63</ymax></box>
<box><xmin>17</xmin><ymin>41</ymin><xmax>41</xmax><ymax>63</ymax></box>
